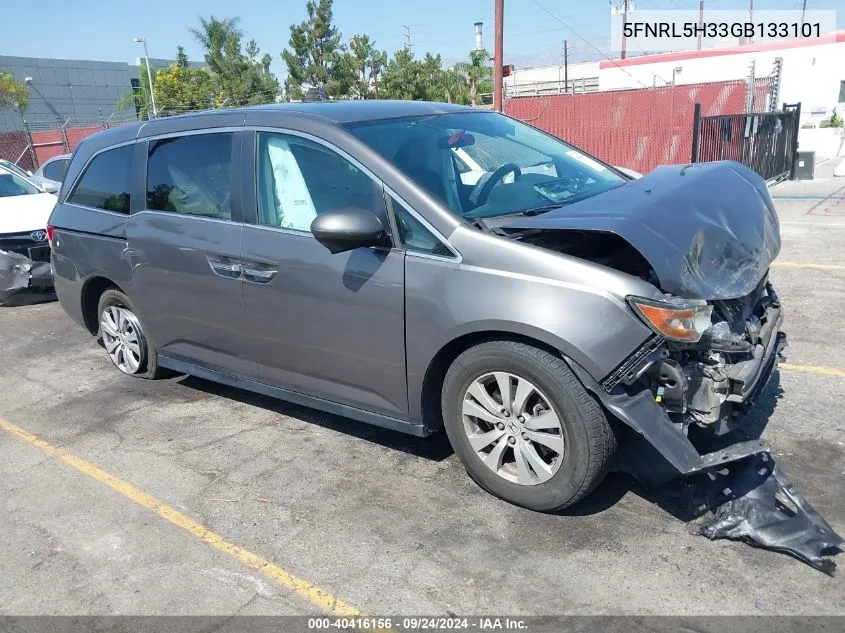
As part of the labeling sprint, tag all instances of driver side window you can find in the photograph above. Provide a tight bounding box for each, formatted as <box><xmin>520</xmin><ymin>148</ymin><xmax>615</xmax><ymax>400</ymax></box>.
<box><xmin>256</xmin><ymin>132</ymin><xmax>385</xmax><ymax>232</ymax></box>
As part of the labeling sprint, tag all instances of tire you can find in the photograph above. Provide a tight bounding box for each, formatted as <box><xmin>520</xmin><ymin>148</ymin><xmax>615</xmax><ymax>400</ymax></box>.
<box><xmin>97</xmin><ymin>289</ymin><xmax>165</xmax><ymax>379</ymax></box>
<box><xmin>441</xmin><ymin>340</ymin><xmax>616</xmax><ymax>512</ymax></box>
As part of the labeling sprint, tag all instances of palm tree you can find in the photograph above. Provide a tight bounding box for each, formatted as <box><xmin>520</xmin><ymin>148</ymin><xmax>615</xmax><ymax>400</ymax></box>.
<box><xmin>455</xmin><ymin>49</ymin><xmax>492</xmax><ymax>106</ymax></box>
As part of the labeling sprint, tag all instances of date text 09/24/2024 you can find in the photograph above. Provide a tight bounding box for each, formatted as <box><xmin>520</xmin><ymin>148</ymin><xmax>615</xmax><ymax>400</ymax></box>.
<box><xmin>307</xmin><ymin>617</ymin><xmax>528</xmax><ymax>630</ymax></box>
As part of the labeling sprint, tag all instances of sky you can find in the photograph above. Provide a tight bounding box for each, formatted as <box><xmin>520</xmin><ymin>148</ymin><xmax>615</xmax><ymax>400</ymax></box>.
<box><xmin>1</xmin><ymin>0</ymin><xmax>843</xmax><ymax>78</ymax></box>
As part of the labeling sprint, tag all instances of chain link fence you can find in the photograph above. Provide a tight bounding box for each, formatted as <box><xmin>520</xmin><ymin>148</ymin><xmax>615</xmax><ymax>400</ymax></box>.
<box><xmin>0</xmin><ymin>111</ymin><xmax>140</xmax><ymax>172</ymax></box>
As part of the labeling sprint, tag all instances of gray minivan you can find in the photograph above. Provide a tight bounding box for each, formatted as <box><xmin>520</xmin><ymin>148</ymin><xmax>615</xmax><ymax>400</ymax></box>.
<box><xmin>49</xmin><ymin>101</ymin><xmax>785</xmax><ymax>511</ymax></box>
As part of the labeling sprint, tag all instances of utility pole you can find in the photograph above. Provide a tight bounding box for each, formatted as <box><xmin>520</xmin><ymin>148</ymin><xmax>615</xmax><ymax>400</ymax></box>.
<box><xmin>402</xmin><ymin>25</ymin><xmax>412</xmax><ymax>51</ymax></box>
<box><xmin>493</xmin><ymin>0</ymin><xmax>504</xmax><ymax>112</ymax></box>
<box><xmin>697</xmin><ymin>0</ymin><xmax>704</xmax><ymax>50</ymax></box>
<box><xmin>801</xmin><ymin>0</ymin><xmax>807</xmax><ymax>26</ymax></box>
<box><xmin>620</xmin><ymin>0</ymin><xmax>629</xmax><ymax>60</ymax></box>
<box><xmin>563</xmin><ymin>40</ymin><xmax>569</xmax><ymax>94</ymax></box>
<box><xmin>748</xmin><ymin>0</ymin><xmax>754</xmax><ymax>43</ymax></box>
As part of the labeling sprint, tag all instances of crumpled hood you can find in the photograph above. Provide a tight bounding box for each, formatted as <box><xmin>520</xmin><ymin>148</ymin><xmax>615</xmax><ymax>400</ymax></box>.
<box><xmin>503</xmin><ymin>161</ymin><xmax>780</xmax><ymax>300</ymax></box>
<box><xmin>0</xmin><ymin>193</ymin><xmax>57</xmax><ymax>235</ymax></box>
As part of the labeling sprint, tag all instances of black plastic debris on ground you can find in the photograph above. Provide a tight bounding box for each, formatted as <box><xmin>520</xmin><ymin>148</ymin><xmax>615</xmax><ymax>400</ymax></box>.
<box><xmin>676</xmin><ymin>452</ymin><xmax>843</xmax><ymax>575</ymax></box>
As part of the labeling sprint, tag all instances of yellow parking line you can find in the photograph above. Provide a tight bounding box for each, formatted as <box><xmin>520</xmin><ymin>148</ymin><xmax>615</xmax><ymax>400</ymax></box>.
<box><xmin>772</xmin><ymin>262</ymin><xmax>845</xmax><ymax>271</ymax></box>
<box><xmin>779</xmin><ymin>363</ymin><xmax>845</xmax><ymax>378</ymax></box>
<box><xmin>0</xmin><ymin>417</ymin><xmax>360</xmax><ymax>617</ymax></box>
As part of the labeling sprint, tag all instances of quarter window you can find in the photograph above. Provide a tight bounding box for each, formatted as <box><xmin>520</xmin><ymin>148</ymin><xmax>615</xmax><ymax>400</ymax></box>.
<box><xmin>256</xmin><ymin>132</ymin><xmax>384</xmax><ymax>232</ymax></box>
<box><xmin>390</xmin><ymin>197</ymin><xmax>453</xmax><ymax>257</ymax></box>
<box><xmin>43</xmin><ymin>158</ymin><xmax>69</xmax><ymax>182</ymax></box>
<box><xmin>146</xmin><ymin>133</ymin><xmax>233</xmax><ymax>220</ymax></box>
<box><xmin>67</xmin><ymin>146</ymin><xmax>133</xmax><ymax>213</ymax></box>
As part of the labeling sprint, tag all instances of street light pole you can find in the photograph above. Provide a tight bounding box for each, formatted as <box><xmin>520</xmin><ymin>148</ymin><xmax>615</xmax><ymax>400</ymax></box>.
<box><xmin>133</xmin><ymin>37</ymin><xmax>157</xmax><ymax>119</ymax></box>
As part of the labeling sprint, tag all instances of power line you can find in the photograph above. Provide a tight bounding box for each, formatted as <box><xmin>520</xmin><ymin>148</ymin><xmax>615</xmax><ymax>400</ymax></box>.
<box><xmin>528</xmin><ymin>0</ymin><xmax>654</xmax><ymax>87</ymax></box>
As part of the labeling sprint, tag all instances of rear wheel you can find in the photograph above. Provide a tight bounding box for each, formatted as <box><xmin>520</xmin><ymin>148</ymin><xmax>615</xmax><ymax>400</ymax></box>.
<box><xmin>441</xmin><ymin>340</ymin><xmax>615</xmax><ymax>511</ymax></box>
<box><xmin>97</xmin><ymin>289</ymin><xmax>165</xmax><ymax>379</ymax></box>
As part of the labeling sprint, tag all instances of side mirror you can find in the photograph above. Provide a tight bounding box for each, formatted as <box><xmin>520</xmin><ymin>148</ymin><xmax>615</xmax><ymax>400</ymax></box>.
<box><xmin>310</xmin><ymin>208</ymin><xmax>386</xmax><ymax>254</ymax></box>
<box><xmin>40</xmin><ymin>182</ymin><xmax>58</xmax><ymax>193</ymax></box>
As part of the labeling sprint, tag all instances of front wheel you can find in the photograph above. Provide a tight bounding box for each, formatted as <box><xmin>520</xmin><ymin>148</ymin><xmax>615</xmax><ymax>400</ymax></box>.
<box><xmin>441</xmin><ymin>340</ymin><xmax>616</xmax><ymax>511</ymax></box>
<box><xmin>97</xmin><ymin>289</ymin><xmax>165</xmax><ymax>379</ymax></box>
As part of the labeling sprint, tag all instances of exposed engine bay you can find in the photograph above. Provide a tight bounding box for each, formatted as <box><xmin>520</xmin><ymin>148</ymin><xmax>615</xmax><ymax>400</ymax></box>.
<box><xmin>629</xmin><ymin>277</ymin><xmax>784</xmax><ymax>435</ymax></box>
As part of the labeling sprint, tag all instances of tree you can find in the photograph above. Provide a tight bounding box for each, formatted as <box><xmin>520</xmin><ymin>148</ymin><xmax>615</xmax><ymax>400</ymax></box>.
<box><xmin>346</xmin><ymin>34</ymin><xmax>383</xmax><ymax>99</ymax></box>
<box><xmin>433</xmin><ymin>67</ymin><xmax>469</xmax><ymax>104</ymax></box>
<box><xmin>117</xmin><ymin>59</ymin><xmax>152</xmax><ymax>119</ymax></box>
<box><xmin>176</xmin><ymin>45</ymin><xmax>189</xmax><ymax>68</ymax></box>
<box><xmin>378</xmin><ymin>48</ymin><xmax>487</xmax><ymax>105</ymax></box>
<box><xmin>191</xmin><ymin>15</ymin><xmax>280</xmax><ymax>106</ymax></box>
<box><xmin>0</xmin><ymin>70</ymin><xmax>28</xmax><ymax>112</ymax></box>
<box><xmin>380</xmin><ymin>48</ymin><xmax>424</xmax><ymax>101</ymax></box>
<box><xmin>455</xmin><ymin>49</ymin><xmax>492</xmax><ymax>106</ymax></box>
<box><xmin>154</xmin><ymin>62</ymin><xmax>216</xmax><ymax>114</ymax></box>
<box><xmin>281</xmin><ymin>0</ymin><xmax>350</xmax><ymax>99</ymax></box>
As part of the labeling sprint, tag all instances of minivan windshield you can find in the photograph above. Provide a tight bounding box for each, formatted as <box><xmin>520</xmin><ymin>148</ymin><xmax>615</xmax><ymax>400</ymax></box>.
<box><xmin>345</xmin><ymin>111</ymin><xmax>625</xmax><ymax>220</ymax></box>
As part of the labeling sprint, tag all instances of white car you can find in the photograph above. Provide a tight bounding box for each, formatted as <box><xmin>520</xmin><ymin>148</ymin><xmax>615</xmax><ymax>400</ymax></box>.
<box><xmin>30</xmin><ymin>153</ymin><xmax>71</xmax><ymax>194</ymax></box>
<box><xmin>0</xmin><ymin>166</ymin><xmax>57</xmax><ymax>302</ymax></box>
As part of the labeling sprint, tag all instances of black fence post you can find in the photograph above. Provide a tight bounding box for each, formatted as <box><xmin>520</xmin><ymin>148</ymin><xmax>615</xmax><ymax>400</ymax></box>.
<box><xmin>789</xmin><ymin>101</ymin><xmax>801</xmax><ymax>180</ymax></box>
<box><xmin>690</xmin><ymin>103</ymin><xmax>702</xmax><ymax>163</ymax></box>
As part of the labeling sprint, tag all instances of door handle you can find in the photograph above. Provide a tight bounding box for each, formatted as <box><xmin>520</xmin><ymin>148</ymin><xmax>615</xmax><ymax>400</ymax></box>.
<box><xmin>207</xmin><ymin>255</ymin><xmax>242</xmax><ymax>279</ymax></box>
<box><xmin>242</xmin><ymin>265</ymin><xmax>278</xmax><ymax>284</ymax></box>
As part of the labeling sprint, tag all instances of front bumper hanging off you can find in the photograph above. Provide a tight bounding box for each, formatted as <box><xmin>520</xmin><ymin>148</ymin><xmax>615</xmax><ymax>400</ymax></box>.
<box><xmin>568</xmin><ymin>307</ymin><xmax>842</xmax><ymax>574</ymax></box>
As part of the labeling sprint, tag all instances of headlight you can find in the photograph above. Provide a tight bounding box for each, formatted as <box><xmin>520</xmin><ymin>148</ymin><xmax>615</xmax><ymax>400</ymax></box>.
<box><xmin>627</xmin><ymin>296</ymin><xmax>713</xmax><ymax>342</ymax></box>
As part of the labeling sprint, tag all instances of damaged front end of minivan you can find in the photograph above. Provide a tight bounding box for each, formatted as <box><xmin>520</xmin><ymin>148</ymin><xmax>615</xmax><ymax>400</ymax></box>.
<box><xmin>502</xmin><ymin>161</ymin><xmax>842</xmax><ymax>573</ymax></box>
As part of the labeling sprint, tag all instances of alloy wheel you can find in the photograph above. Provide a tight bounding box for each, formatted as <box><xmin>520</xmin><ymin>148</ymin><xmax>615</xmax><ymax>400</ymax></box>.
<box><xmin>100</xmin><ymin>305</ymin><xmax>145</xmax><ymax>375</ymax></box>
<box><xmin>461</xmin><ymin>372</ymin><xmax>565</xmax><ymax>486</ymax></box>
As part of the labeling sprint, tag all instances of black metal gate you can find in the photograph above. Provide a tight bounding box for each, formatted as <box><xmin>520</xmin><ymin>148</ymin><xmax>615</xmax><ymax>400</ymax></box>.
<box><xmin>691</xmin><ymin>102</ymin><xmax>801</xmax><ymax>183</ymax></box>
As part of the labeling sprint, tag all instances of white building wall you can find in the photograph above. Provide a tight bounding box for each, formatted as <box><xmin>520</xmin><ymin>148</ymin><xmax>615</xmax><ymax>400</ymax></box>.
<box><xmin>505</xmin><ymin>61</ymin><xmax>600</xmax><ymax>87</ymax></box>
<box><xmin>598</xmin><ymin>39</ymin><xmax>845</xmax><ymax>118</ymax></box>
<box><xmin>507</xmin><ymin>35</ymin><xmax>844</xmax><ymax>119</ymax></box>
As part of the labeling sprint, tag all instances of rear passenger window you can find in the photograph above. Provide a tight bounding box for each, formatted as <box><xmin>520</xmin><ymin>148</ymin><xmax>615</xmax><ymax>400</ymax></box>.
<box><xmin>256</xmin><ymin>132</ymin><xmax>383</xmax><ymax>232</ymax></box>
<box><xmin>68</xmin><ymin>146</ymin><xmax>133</xmax><ymax>213</ymax></box>
<box><xmin>146</xmin><ymin>133</ymin><xmax>233</xmax><ymax>220</ymax></box>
